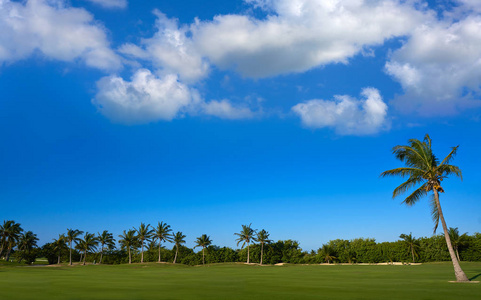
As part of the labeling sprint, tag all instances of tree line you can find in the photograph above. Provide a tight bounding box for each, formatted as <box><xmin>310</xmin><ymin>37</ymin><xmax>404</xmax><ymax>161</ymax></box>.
<box><xmin>1</xmin><ymin>220</ymin><xmax>480</xmax><ymax>266</ymax></box>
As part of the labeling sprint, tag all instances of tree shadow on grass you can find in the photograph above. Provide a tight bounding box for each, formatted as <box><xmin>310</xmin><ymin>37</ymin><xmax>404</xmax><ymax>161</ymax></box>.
<box><xmin>469</xmin><ymin>273</ymin><xmax>481</xmax><ymax>281</ymax></box>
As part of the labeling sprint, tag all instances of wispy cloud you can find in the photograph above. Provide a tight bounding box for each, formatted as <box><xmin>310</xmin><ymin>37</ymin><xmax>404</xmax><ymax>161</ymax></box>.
<box><xmin>84</xmin><ymin>0</ymin><xmax>127</xmax><ymax>9</ymax></box>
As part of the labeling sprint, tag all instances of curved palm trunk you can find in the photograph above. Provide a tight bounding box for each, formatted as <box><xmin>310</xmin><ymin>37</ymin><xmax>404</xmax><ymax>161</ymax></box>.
<box><xmin>83</xmin><ymin>250</ymin><xmax>87</xmax><ymax>265</ymax></box>
<box><xmin>69</xmin><ymin>242</ymin><xmax>73</xmax><ymax>265</ymax></box>
<box><xmin>247</xmin><ymin>243</ymin><xmax>250</xmax><ymax>264</ymax></box>
<box><xmin>174</xmin><ymin>245</ymin><xmax>178</xmax><ymax>264</ymax></box>
<box><xmin>434</xmin><ymin>190</ymin><xmax>469</xmax><ymax>281</ymax></box>
<box><xmin>100</xmin><ymin>247</ymin><xmax>104</xmax><ymax>264</ymax></box>
<box><xmin>202</xmin><ymin>247</ymin><xmax>205</xmax><ymax>265</ymax></box>
<box><xmin>141</xmin><ymin>241</ymin><xmax>144</xmax><ymax>263</ymax></box>
<box><xmin>411</xmin><ymin>245</ymin><xmax>415</xmax><ymax>263</ymax></box>
<box><xmin>158</xmin><ymin>243</ymin><xmax>162</xmax><ymax>263</ymax></box>
<box><xmin>128</xmin><ymin>247</ymin><xmax>132</xmax><ymax>264</ymax></box>
<box><xmin>260</xmin><ymin>243</ymin><xmax>264</xmax><ymax>265</ymax></box>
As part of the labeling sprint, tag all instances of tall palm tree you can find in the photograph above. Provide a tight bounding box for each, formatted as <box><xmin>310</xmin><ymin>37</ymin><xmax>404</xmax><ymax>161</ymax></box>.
<box><xmin>53</xmin><ymin>234</ymin><xmax>67</xmax><ymax>264</ymax></box>
<box><xmin>80</xmin><ymin>232</ymin><xmax>99</xmax><ymax>265</ymax></box>
<box><xmin>98</xmin><ymin>230</ymin><xmax>116</xmax><ymax>264</ymax></box>
<box><xmin>136</xmin><ymin>223</ymin><xmax>154</xmax><ymax>263</ymax></box>
<box><xmin>256</xmin><ymin>229</ymin><xmax>272</xmax><ymax>265</ymax></box>
<box><xmin>173</xmin><ymin>232</ymin><xmax>186</xmax><ymax>264</ymax></box>
<box><xmin>153</xmin><ymin>222</ymin><xmax>173</xmax><ymax>263</ymax></box>
<box><xmin>66</xmin><ymin>229</ymin><xmax>83</xmax><ymax>266</ymax></box>
<box><xmin>399</xmin><ymin>233</ymin><xmax>420</xmax><ymax>263</ymax></box>
<box><xmin>381</xmin><ymin>134</ymin><xmax>469</xmax><ymax>281</ymax></box>
<box><xmin>448</xmin><ymin>227</ymin><xmax>467</xmax><ymax>262</ymax></box>
<box><xmin>0</xmin><ymin>220</ymin><xmax>23</xmax><ymax>261</ymax></box>
<box><xmin>17</xmin><ymin>231</ymin><xmax>39</xmax><ymax>262</ymax></box>
<box><xmin>319</xmin><ymin>244</ymin><xmax>336</xmax><ymax>264</ymax></box>
<box><xmin>234</xmin><ymin>224</ymin><xmax>256</xmax><ymax>264</ymax></box>
<box><xmin>194</xmin><ymin>234</ymin><xmax>212</xmax><ymax>265</ymax></box>
<box><xmin>119</xmin><ymin>230</ymin><xmax>137</xmax><ymax>264</ymax></box>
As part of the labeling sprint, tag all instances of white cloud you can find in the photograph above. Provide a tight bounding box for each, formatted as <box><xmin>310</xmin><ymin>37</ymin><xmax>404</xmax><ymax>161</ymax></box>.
<box><xmin>84</xmin><ymin>0</ymin><xmax>127</xmax><ymax>9</ymax></box>
<box><xmin>203</xmin><ymin>100</ymin><xmax>255</xmax><ymax>120</ymax></box>
<box><xmin>191</xmin><ymin>0</ymin><xmax>428</xmax><ymax>78</ymax></box>
<box><xmin>0</xmin><ymin>0</ymin><xmax>121</xmax><ymax>70</ymax></box>
<box><xmin>93</xmin><ymin>69</ymin><xmax>198</xmax><ymax>124</ymax></box>
<box><xmin>385</xmin><ymin>15</ymin><xmax>481</xmax><ymax>115</ymax></box>
<box><xmin>291</xmin><ymin>88</ymin><xmax>388</xmax><ymax>135</ymax></box>
<box><xmin>119</xmin><ymin>11</ymin><xmax>209</xmax><ymax>83</ymax></box>
<box><xmin>93</xmin><ymin>69</ymin><xmax>256</xmax><ymax>123</ymax></box>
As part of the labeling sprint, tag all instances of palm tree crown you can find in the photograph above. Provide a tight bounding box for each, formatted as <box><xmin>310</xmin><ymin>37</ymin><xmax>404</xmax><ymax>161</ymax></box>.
<box><xmin>399</xmin><ymin>233</ymin><xmax>420</xmax><ymax>263</ymax></box>
<box><xmin>81</xmin><ymin>232</ymin><xmax>99</xmax><ymax>265</ymax></box>
<box><xmin>381</xmin><ymin>134</ymin><xmax>469</xmax><ymax>282</ymax></box>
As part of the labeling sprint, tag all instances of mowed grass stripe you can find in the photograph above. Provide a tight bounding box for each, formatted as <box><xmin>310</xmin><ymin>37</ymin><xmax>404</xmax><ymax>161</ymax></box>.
<box><xmin>1</xmin><ymin>262</ymin><xmax>480</xmax><ymax>299</ymax></box>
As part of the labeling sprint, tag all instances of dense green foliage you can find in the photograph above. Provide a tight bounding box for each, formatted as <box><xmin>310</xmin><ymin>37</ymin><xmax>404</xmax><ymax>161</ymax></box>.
<box><xmin>1</xmin><ymin>262</ymin><xmax>480</xmax><ymax>299</ymax></box>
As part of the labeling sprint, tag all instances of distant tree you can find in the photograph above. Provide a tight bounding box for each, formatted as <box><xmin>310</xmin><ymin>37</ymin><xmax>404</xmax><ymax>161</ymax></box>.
<box><xmin>0</xmin><ymin>220</ymin><xmax>23</xmax><ymax>261</ymax></box>
<box><xmin>319</xmin><ymin>244</ymin><xmax>336</xmax><ymax>264</ymax></box>
<box><xmin>234</xmin><ymin>224</ymin><xmax>257</xmax><ymax>264</ymax></box>
<box><xmin>381</xmin><ymin>134</ymin><xmax>469</xmax><ymax>281</ymax></box>
<box><xmin>53</xmin><ymin>234</ymin><xmax>67</xmax><ymax>264</ymax></box>
<box><xmin>17</xmin><ymin>231</ymin><xmax>39</xmax><ymax>263</ymax></box>
<box><xmin>399</xmin><ymin>233</ymin><xmax>420</xmax><ymax>263</ymax></box>
<box><xmin>173</xmin><ymin>232</ymin><xmax>186</xmax><ymax>264</ymax></box>
<box><xmin>153</xmin><ymin>222</ymin><xmax>173</xmax><ymax>263</ymax></box>
<box><xmin>80</xmin><ymin>232</ymin><xmax>99</xmax><ymax>265</ymax></box>
<box><xmin>194</xmin><ymin>234</ymin><xmax>212</xmax><ymax>265</ymax></box>
<box><xmin>448</xmin><ymin>227</ymin><xmax>467</xmax><ymax>262</ymax></box>
<box><xmin>136</xmin><ymin>223</ymin><xmax>154</xmax><ymax>263</ymax></box>
<box><xmin>256</xmin><ymin>229</ymin><xmax>272</xmax><ymax>265</ymax></box>
<box><xmin>66</xmin><ymin>229</ymin><xmax>84</xmax><ymax>266</ymax></box>
<box><xmin>98</xmin><ymin>230</ymin><xmax>116</xmax><ymax>264</ymax></box>
<box><xmin>119</xmin><ymin>230</ymin><xmax>137</xmax><ymax>264</ymax></box>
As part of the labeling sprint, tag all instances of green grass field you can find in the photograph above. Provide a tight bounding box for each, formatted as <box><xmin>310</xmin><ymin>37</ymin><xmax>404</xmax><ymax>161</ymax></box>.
<box><xmin>1</xmin><ymin>262</ymin><xmax>480</xmax><ymax>299</ymax></box>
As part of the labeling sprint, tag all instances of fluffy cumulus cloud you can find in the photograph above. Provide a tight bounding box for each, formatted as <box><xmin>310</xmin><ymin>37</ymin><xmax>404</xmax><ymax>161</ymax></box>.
<box><xmin>385</xmin><ymin>14</ymin><xmax>481</xmax><ymax>115</ymax></box>
<box><xmin>291</xmin><ymin>88</ymin><xmax>388</xmax><ymax>135</ymax></box>
<box><xmin>190</xmin><ymin>0</ymin><xmax>427</xmax><ymax>77</ymax></box>
<box><xmin>93</xmin><ymin>69</ymin><xmax>256</xmax><ymax>123</ymax></box>
<box><xmin>119</xmin><ymin>11</ymin><xmax>209</xmax><ymax>83</ymax></box>
<box><xmin>0</xmin><ymin>0</ymin><xmax>121</xmax><ymax>70</ymax></box>
<box><xmin>84</xmin><ymin>0</ymin><xmax>127</xmax><ymax>9</ymax></box>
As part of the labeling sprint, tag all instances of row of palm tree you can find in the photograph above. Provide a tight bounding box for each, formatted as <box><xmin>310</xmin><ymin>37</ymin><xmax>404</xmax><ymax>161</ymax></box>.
<box><xmin>234</xmin><ymin>224</ymin><xmax>272</xmax><ymax>265</ymax></box>
<box><xmin>0</xmin><ymin>220</ymin><xmax>38</xmax><ymax>262</ymax></box>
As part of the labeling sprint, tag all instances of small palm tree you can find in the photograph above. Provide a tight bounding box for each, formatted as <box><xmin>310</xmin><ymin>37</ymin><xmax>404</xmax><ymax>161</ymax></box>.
<box><xmin>53</xmin><ymin>234</ymin><xmax>67</xmax><ymax>264</ymax></box>
<box><xmin>448</xmin><ymin>227</ymin><xmax>467</xmax><ymax>262</ymax></box>
<box><xmin>98</xmin><ymin>230</ymin><xmax>116</xmax><ymax>264</ymax></box>
<box><xmin>119</xmin><ymin>230</ymin><xmax>137</xmax><ymax>264</ymax></box>
<box><xmin>0</xmin><ymin>220</ymin><xmax>23</xmax><ymax>261</ymax></box>
<box><xmin>381</xmin><ymin>134</ymin><xmax>469</xmax><ymax>281</ymax></box>
<box><xmin>194</xmin><ymin>234</ymin><xmax>212</xmax><ymax>265</ymax></box>
<box><xmin>66</xmin><ymin>229</ymin><xmax>84</xmax><ymax>266</ymax></box>
<box><xmin>399</xmin><ymin>233</ymin><xmax>420</xmax><ymax>263</ymax></box>
<box><xmin>17</xmin><ymin>231</ymin><xmax>39</xmax><ymax>262</ymax></box>
<box><xmin>153</xmin><ymin>222</ymin><xmax>173</xmax><ymax>263</ymax></box>
<box><xmin>319</xmin><ymin>244</ymin><xmax>336</xmax><ymax>264</ymax></box>
<box><xmin>136</xmin><ymin>223</ymin><xmax>154</xmax><ymax>263</ymax></box>
<box><xmin>234</xmin><ymin>224</ymin><xmax>257</xmax><ymax>264</ymax></box>
<box><xmin>256</xmin><ymin>229</ymin><xmax>272</xmax><ymax>265</ymax></box>
<box><xmin>81</xmin><ymin>232</ymin><xmax>99</xmax><ymax>265</ymax></box>
<box><xmin>173</xmin><ymin>232</ymin><xmax>186</xmax><ymax>264</ymax></box>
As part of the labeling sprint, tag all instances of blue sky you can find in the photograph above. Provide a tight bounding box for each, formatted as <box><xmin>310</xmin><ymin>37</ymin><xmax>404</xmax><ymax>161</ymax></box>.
<box><xmin>1</xmin><ymin>0</ymin><xmax>480</xmax><ymax>251</ymax></box>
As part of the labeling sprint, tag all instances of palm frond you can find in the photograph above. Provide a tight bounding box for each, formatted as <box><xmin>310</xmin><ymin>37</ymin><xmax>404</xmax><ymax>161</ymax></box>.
<box><xmin>439</xmin><ymin>146</ymin><xmax>459</xmax><ymax>166</ymax></box>
<box><xmin>392</xmin><ymin>176</ymin><xmax>424</xmax><ymax>199</ymax></box>
<box><xmin>438</xmin><ymin>164</ymin><xmax>463</xmax><ymax>181</ymax></box>
<box><xmin>402</xmin><ymin>183</ymin><xmax>429</xmax><ymax>206</ymax></box>
<box><xmin>380</xmin><ymin>167</ymin><xmax>424</xmax><ymax>178</ymax></box>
